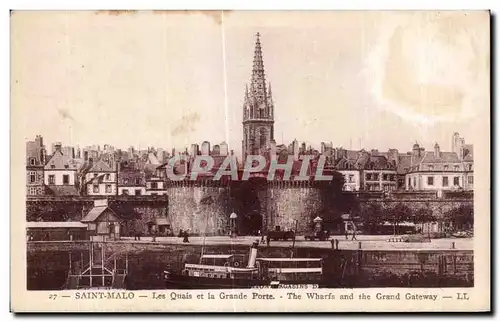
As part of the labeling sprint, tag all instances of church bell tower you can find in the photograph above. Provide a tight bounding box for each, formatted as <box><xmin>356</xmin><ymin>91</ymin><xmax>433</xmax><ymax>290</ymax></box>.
<box><xmin>242</xmin><ymin>32</ymin><xmax>275</xmax><ymax>160</ymax></box>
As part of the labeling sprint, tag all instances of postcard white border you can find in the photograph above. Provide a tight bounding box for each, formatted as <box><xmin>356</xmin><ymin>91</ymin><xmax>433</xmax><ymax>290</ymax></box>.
<box><xmin>5</xmin><ymin>0</ymin><xmax>496</xmax><ymax>316</ymax></box>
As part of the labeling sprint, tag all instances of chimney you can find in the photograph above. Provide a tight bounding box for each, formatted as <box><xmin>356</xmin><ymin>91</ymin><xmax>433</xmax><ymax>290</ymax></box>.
<box><xmin>459</xmin><ymin>138</ymin><xmax>465</xmax><ymax>160</ymax></box>
<box><xmin>412</xmin><ymin>142</ymin><xmax>420</xmax><ymax>157</ymax></box>
<box><xmin>270</xmin><ymin>140</ymin><xmax>277</xmax><ymax>161</ymax></box>
<box><xmin>390</xmin><ymin>149</ymin><xmax>399</xmax><ymax>167</ymax></box>
<box><xmin>293</xmin><ymin>140</ymin><xmax>299</xmax><ymax>161</ymax></box>
<box><xmin>434</xmin><ymin>143</ymin><xmax>440</xmax><ymax>159</ymax></box>
<box><xmin>247</xmin><ymin>241</ymin><xmax>259</xmax><ymax>268</ymax></box>
<box><xmin>35</xmin><ymin>135</ymin><xmax>43</xmax><ymax>147</ymax></box>
<box><xmin>54</xmin><ymin>142</ymin><xmax>62</xmax><ymax>153</ymax></box>
<box><xmin>40</xmin><ymin>148</ymin><xmax>47</xmax><ymax>165</ymax></box>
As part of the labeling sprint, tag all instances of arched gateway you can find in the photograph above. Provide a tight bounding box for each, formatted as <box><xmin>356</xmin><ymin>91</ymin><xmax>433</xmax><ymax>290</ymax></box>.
<box><xmin>229</xmin><ymin>176</ymin><xmax>267</xmax><ymax>235</ymax></box>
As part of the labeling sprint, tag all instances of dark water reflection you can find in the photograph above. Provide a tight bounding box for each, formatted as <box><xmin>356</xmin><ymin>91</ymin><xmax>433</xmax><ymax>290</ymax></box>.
<box><xmin>27</xmin><ymin>246</ymin><xmax>474</xmax><ymax>290</ymax></box>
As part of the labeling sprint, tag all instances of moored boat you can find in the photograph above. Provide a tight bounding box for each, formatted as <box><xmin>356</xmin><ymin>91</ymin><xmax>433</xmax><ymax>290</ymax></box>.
<box><xmin>163</xmin><ymin>241</ymin><xmax>327</xmax><ymax>289</ymax></box>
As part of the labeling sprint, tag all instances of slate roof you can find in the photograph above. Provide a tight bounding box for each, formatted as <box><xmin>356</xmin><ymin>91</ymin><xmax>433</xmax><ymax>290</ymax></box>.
<box><xmin>397</xmin><ymin>155</ymin><xmax>412</xmax><ymax>174</ymax></box>
<box><xmin>79</xmin><ymin>161</ymin><xmax>94</xmax><ymax>174</ymax></box>
<box><xmin>368</xmin><ymin>155</ymin><xmax>395</xmax><ymax>170</ymax></box>
<box><xmin>26</xmin><ymin>141</ymin><xmax>41</xmax><ymax>161</ymax></box>
<box><xmin>26</xmin><ymin>221</ymin><xmax>87</xmax><ymax>228</ymax></box>
<box><xmin>354</xmin><ymin>151</ymin><xmax>370</xmax><ymax>169</ymax></box>
<box><xmin>343</xmin><ymin>150</ymin><xmax>357</xmax><ymax>160</ymax></box>
<box><xmin>147</xmin><ymin>152</ymin><xmax>160</xmax><ymax>165</ymax></box>
<box><xmin>334</xmin><ymin>157</ymin><xmax>356</xmax><ymax>170</ymax></box>
<box><xmin>44</xmin><ymin>151</ymin><xmax>79</xmax><ymax>170</ymax></box>
<box><xmin>88</xmin><ymin>160</ymin><xmax>115</xmax><ymax>172</ymax></box>
<box><xmin>81</xmin><ymin>206</ymin><xmax>118</xmax><ymax>223</ymax></box>
<box><xmin>420</xmin><ymin>151</ymin><xmax>461</xmax><ymax>164</ymax></box>
<box><xmin>463</xmin><ymin>144</ymin><xmax>473</xmax><ymax>161</ymax></box>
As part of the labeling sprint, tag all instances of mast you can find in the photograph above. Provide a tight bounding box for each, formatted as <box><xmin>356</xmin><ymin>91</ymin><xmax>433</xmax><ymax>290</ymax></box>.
<box><xmin>199</xmin><ymin>193</ymin><xmax>209</xmax><ymax>264</ymax></box>
<box><xmin>290</xmin><ymin>219</ymin><xmax>299</xmax><ymax>258</ymax></box>
<box><xmin>199</xmin><ymin>233</ymin><xmax>207</xmax><ymax>265</ymax></box>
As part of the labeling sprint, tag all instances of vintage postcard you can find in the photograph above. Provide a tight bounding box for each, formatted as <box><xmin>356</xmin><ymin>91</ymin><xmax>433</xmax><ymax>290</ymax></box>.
<box><xmin>11</xmin><ymin>10</ymin><xmax>490</xmax><ymax>312</ymax></box>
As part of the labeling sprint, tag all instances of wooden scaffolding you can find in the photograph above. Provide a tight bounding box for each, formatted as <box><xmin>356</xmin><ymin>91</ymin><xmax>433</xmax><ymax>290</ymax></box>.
<box><xmin>65</xmin><ymin>241</ymin><xmax>128</xmax><ymax>289</ymax></box>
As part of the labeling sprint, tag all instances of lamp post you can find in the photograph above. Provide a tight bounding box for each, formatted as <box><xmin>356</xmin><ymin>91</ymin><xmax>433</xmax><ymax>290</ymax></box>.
<box><xmin>313</xmin><ymin>216</ymin><xmax>323</xmax><ymax>234</ymax></box>
<box><xmin>230</xmin><ymin>212</ymin><xmax>238</xmax><ymax>238</ymax></box>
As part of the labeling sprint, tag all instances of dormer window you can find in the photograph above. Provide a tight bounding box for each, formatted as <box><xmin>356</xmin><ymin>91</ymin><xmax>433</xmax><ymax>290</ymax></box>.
<box><xmin>64</xmin><ymin>164</ymin><xmax>69</xmax><ymax>169</ymax></box>
<box><xmin>444</xmin><ymin>165</ymin><xmax>449</xmax><ymax>171</ymax></box>
<box><xmin>428</xmin><ymin>165</ymin><xmax>434</xmax><ymax>170</ymax></box>
<box><xmin>29</xmin><ymin>158</ymin><xmax>36</xmax><ymax>166</ymax></box>
<box><xmin>50</xmin><ymin>165</ymin><xmax>55</xmax><ymax>169</ymax></box>
<box><xmin>454</xmin><ymin>165</ymin><xmax>459</xmax><ymax>171</ymax></box>
<box><xmin>468</xmin><ymin>164</ymin><xmax>472</xmax><ymax>171</ymax></box>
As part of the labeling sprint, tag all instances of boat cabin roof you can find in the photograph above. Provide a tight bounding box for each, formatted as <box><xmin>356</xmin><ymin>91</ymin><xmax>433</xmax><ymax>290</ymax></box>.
<box><xmin>257</xmin><ymin>258</ymin><xmax>322</xmax><ymax>262</ymax></box>
<box><xmin>201</xmin><ymin>254</ymin><xmax>234</xmax><ymax>259</ymax></box>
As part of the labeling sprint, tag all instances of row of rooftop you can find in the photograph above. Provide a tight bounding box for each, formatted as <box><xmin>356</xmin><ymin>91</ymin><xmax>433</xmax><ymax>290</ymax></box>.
<box><xmin>27</xmin><ymin>132</ymin><xmax>473</xmax><ymax>174</ymax></box>
<box><xmin>25</xmin><ymin>132</ymin><xmax>474</xmax><ymax>197</ymax></box>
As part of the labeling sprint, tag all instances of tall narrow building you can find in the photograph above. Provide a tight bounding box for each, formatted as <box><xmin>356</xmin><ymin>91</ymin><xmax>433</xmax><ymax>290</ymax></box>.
<box><xmin>242</xmin><ymin>33</ymin><xmax>275</xmax><ymax>160</ymax></box>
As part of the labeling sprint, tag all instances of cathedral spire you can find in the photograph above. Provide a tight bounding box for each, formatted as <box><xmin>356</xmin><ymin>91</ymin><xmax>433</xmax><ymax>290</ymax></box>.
<box><xmin>250</xmin><ymin>32</ymin><xmax>267</xmax><ymax>105</ymax></box>
<box><xmin>242</xmin><ymin>32</ymin><xmax>275</xmax><ymax>159</ymax></box>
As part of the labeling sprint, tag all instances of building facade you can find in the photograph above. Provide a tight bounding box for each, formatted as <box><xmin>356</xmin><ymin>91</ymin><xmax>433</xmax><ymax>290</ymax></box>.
<box><xmin>117</xmin><ymin>166</ymin><xmax>146</xmax><ymax>196</ymax></box>
<box><xmin>334</xmin><ymin>157</ymin><xmax>361</xmax><ymax>191</ymax></box>
<box><xmin>145</xmin><ymin>176</ymin><xmax>168</xmax><ymax>196</ymax></box>
<box><xmin>26</xmin><ymin>135</ymin><xmax>47</xmax><ymax>196</ymax></box>
<box><xmin>84</xmin><ymin>160</ymin><xmax>118</xmax><ymax>196</ymax></box>
<box><xmin>405</xmin><ymin>140</ymin><xmax>472</xmax><ymax>192</ymax></box>
<box><xmin>44</xmin><ymin>143</ymin><xmax>80</xmax><ymax>195</ymax></box>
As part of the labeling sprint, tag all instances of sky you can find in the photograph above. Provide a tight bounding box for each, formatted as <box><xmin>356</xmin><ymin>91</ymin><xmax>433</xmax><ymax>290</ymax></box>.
<box><xmin>12</xmin><ymin>11</ymin><xmax>490</xmax><ymax>157</ymax></box>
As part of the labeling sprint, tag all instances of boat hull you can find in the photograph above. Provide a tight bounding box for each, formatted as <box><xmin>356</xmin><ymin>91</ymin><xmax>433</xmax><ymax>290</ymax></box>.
<box><xmin>164</xmin><ymin>274</ymin><xmax>327</xmax><ymax>289</ymax></box>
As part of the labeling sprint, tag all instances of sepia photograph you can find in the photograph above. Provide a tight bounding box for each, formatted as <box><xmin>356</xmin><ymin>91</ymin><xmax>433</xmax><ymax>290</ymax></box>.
<box><xmin>10</xmin><ymin>9</ymin><xmax>490</xmax><ymax>312</ymax></box>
